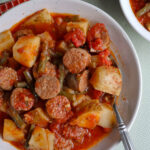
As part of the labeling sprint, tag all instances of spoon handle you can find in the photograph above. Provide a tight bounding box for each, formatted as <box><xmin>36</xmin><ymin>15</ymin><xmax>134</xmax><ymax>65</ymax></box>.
<box><xmin>113</xmin><ymin>103</ymin><xmax>135</xmax><ymax>150</ymax></box>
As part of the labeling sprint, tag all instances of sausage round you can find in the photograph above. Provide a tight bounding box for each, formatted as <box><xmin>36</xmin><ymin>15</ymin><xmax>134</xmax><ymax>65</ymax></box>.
<box><xmin>0</xmin><ymin>67</ymin><xmax>18</xmax><ymax>90</ymax></box>
<box><xmin>54</xmin><ymin>133</ymin><xmax>74</xmax><ymax>150</ymax></box>
<box><xmin>10</xmin><ymin>88</ymin><xmax>35</xmax><ymax>111</ymax></box>
<box><xmin>62</xmin><ymin>124</ymin><xmax>90</xmax><ymax>143</ymax></box>
<box><xmin>46</xmin><ymin>96</ymin><xmax>71</xmax><ymax>120</ymax></box>
<box><xmin>63</xmin><ymin>48</ymin><xmax>91</xmax><ymax>74</ymax></box>
<box><xmin>35</xmin><ymin>75</ymin><xmax>60</xmax><ymax>100</ymax></box>
<box><xmin>33</xmin><ymin>62</ymin><xmax>56</xmax><ymax>79</ymax></box>
<box><xmin>77</xmin><ymin>70</ymin><xmax>89</xmax><ymax>92</ymax></box>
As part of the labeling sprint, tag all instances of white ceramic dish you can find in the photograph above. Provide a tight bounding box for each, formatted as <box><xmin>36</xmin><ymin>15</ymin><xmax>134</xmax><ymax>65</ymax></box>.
<box><xmin>0</xmin><ymin>0</ymin><xmax>142</xmax><ymax>149</ymax></box>
<box><xmin>119</xmin><ymin>0</ymin><xmax>150</xmax><ymax>41</ymax></box>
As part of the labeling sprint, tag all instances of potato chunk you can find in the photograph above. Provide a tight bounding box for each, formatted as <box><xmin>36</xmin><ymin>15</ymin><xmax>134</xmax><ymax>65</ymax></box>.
<box><xmin>22</xmin><ymin>9</ymin><xmax>53</xmax><ymax>27</ymax></box>
<box><xmin>29</xmin><ymin>126</ymin><xmax>54</xmax><ymax>150</ymax></box>
<box><xmin>90</xmin><ymin>66</ymin><xmax>122</xmax><ymax>96</ymax></box>
<box><xmin>0</xmin><ymin>30</ymin><xmax>15</xmax><ymax>53</ymax></box>
<box><xmin>3</xmin><ymin>119</ymin><xmax>25</xmax><ymax>142</ymax></box>
<box><xmin>13</xmin><ymin>35</ymin><xmax>40</xmax><ymax>67</ymax></box>
<box><xmin>98</xmin><ymin>103</ymin><xmax>116</xmax><ymax>128</ymax></box>
<box><xmin>66</xmin><ymin>20</ymin><xmax>89</xmax><ymax>36</ymax></box>
<box><xmin>70</xmin><ymin>100</ymin><xmax>101</xmax><ymax>129</ymax></box>
<box><xmin>24</xmin><ymin>107</ymin><xmax>50</xmax><ymax>128</ymax></box>
<box><xmin>38</xmin><ymin>31</ymin><xmax>55</xmax><ymax>49</ymax></box>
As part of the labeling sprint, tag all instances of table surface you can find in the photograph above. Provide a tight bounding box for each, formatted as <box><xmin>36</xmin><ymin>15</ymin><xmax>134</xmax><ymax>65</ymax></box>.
<box><xmin>0</xmin><ymin>0</ymin><xmax>150</xmax><ymax>149</ymax></box>
<box><xmin>82</xmin><ymin>0</ymin><xmax>150</xmax><ymax>150</ymax></box>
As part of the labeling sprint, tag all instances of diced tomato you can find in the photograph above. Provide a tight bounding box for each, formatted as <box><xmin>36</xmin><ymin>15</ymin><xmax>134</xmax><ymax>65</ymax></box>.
<box><xmin>64</xmin><ymin>28</ymin><xmax>86</xmax><ymax>47</ymax></box>
<box><xmin>87</xmin><ymin>23</ymin><xmax>109</xmax><ymax>51</ymax></box>
<box><xmin>92</xmin><ymin>89</ymin><xmax>103</xmax><ymax>99</ymax></box>
<box><xmin>98</xmin><ymin>49</ymin><xmax>112</xmax><ymax>66</ymax></box>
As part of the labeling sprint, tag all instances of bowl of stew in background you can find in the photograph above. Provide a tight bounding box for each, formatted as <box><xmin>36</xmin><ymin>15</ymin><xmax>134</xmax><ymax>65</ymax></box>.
<box><xmin>120</xmin><ymin>0</ymin><xmax>150</xmax><ymax>41</ymax></box>
<box><xmin>0</xmin><ymin>0</ymin><xmax>142</xmax><ymax>150</ymax></box>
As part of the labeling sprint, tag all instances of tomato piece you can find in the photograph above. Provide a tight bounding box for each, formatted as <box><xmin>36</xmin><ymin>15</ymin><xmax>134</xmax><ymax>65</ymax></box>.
<box><xmin>64</xmin><ymin>28</ymin><xmax>86</xmax><ymax>47</ymax></box>
<box><xmin>87</xmin><ymin>23</ymin><xmax>110</xmax><ymax>51</ymax></box>
<box><xmin>92</xmin><ymin>89</ymin><xmax>103</xmax><ymax>99</ymax></box>
<box><xmin>98</xmin><ymin>49</ymin><xmax>112</xmax><ymax>66</ymax></box>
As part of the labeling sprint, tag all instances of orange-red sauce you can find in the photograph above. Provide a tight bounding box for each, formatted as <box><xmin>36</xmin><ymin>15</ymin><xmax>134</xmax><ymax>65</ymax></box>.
<box><xmin>130</xmin><ymin>0</ymin><xmax>150</xmax><ymax>30</ymax></box>
<box><xmin>0</xmin><ymin>11</ymin><xmax>112</xmax><ymax>150</ymax></box>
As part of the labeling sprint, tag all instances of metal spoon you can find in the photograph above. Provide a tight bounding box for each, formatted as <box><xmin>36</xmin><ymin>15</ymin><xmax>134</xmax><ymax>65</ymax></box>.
<box><xmin>113</xmin><ymin>96</ymin><xmax>135</xmax><ymax>150</ymax></box>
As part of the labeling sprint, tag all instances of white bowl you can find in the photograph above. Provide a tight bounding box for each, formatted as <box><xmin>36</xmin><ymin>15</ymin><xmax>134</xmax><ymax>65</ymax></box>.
<box><xmin>0</xmin><ymin>0</ymin><xmax>142</xmax><ymax>150</ymax></box>
<box><xmin>119</xmin><ymin>0</ymin><xmax>150</xmax><ymax>41</ymax></box>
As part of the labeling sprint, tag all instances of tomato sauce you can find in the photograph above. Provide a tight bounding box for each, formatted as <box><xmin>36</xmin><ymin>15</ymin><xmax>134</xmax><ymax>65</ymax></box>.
<box><xmin>130</xmin><ymin>0</ymin><xmax>150</xmax><ymax>30</ymax></box>
<box><xmin>0</xmin><ymin>11</ymin><xmax>112</xmax><ymax>150</ymax></box>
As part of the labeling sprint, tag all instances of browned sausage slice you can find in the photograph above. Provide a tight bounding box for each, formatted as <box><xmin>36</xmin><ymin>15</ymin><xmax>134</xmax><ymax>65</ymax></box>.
<box><xmin>63</xmin><ymin>48</ymin><xmax>91</xmax><ymax>74</ymax></box>
<box><xmin>0</xmin><ymin>67</ymin><xmax>18</xmax><ymax>90</ymax></box>
<box><xmin>77</xmin><ymin>70</ymin><xmax>89</xmax><ymax>92</ymax></box>
<box><xmin>46</xmin><ymin>96</ymin><xmax>71</xmax><ymax>121</ymax></box>
<box><xmin>54</xmin><ymin>133</ymin><xmax>74</xmax><ymax>150</ymax></box>
<box><xmin>62</xmin><ymin>124</ymin><xmax>90</xmax><ymax>143</ymax></box>
<box><xmin>35</xmin><ymin>75</ymin><xmax>60</xmax><ymax>100</ymax></box>
<box><xmin>33</xmin><ymin>62</ymin><xmax>56</xmax><ymax>79</ymax></box>
<box><xmin>10</xmin><ymin>88</ymin><xmax>35</xmax><ymax>111</ymax></box>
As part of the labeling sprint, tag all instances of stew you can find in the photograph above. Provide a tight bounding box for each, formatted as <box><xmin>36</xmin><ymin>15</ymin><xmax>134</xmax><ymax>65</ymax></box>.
<box><xmin>130</xmin><ymin>0</ymin><xmax>150</xmax><ymax>31</ymax></box>
<box><xmin>0</xmin><ymin>9</ymin><xmax>122</xmax><ymax>150</ymax></box>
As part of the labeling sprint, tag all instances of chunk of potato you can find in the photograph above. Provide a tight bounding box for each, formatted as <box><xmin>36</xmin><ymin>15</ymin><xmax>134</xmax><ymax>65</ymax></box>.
<box><xmin>90</xmin><ymin>66</ymin><xmax>122</xmax><ymax>96</ymax></box>
<box><xmin>38</xmin><ymin>31</ymin><xmax>55</xmax><ymax>49</ymax></box>
<box><xmin>66</xmin><ymin>20</ymin><xmax>89</xmax><ymax>36</ymax></box>
<box><xmin>70</xmin><ymin>100</ymin><xmax>102</xmax><ymax>129</ymax></box>
<box><xmin>29</xmin><ymin>126</ymin><xmax>54</xmax><ymax>150</ymax></box>
<box><xmin>72</xmin><ymin>94</ymin><xmax>91</xmax><ymax>107</ymax></box>
<box><xmin>98</xmin><ymin>103</ymin><xmax>116</xmax><ymax>128</ymax></box>
<box><xmin>0</xmin><ymin>30</ymin><xmax>15</xmax><ymax>53</ymax></box>
<box><xmin>22</xmin><ymin>9</ymin><xmax>53</xmax><ymax>27</ymax></box>
<box><xmin>3</xmin><ymin>119</ymin><xmax>25</xmax><ymax>143</ymax></box>
<box><xmin>24</xmin><ymin>107</ymin><xmax>50</xmax><ymax>128</ymax></box>
<box><xmin>13</xmin><ymin>35</ymin><xmax>40</xmax><ymax>67</ymax></box>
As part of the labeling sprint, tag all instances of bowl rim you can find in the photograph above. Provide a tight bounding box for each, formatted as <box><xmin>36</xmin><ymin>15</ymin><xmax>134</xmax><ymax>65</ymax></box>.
<box><xmin>119</xmin><ymin>0</ymin><xmax>150</xmax><ymax>41</ymax></box>
<box><xmin>0</xmin><ymin>0</ymin><xmax>142</xmax><ymax>148</ymax></box>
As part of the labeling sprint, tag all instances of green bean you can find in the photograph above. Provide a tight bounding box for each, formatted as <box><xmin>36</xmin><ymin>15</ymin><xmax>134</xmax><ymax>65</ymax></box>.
<box><xmin>59</xmin><ymin>64</ymin><xmax>68</xmax><ymax>89</ymax></box>
<box><xmin>25</xmin><ymin>124</ymin><xmax>35</xmax><ymax>149</ymax></box>
<box><xmin>60</xmin><ymin>90</ymin><xmax>76</xmax><ymax>101</ymax></box>
<box><xmin>0</xmin><ymin>51</ymin><xmax>10</xmax><ymax>65</ymax></box>
<box><xmin>15</xmin><ymin>82</ymin><xmax>28</xmax><ymax>88</ymax></box>
<box><xmin>38</xmin><ymin>41</ymin><xmax>50</xmax><ymax>74</ymax></box>
<box><xmin>64</xmin><ymin>15</ymin><xmax>80</xmax><ymax>22</ymax></box>
<box><xmin>23</xmin><ymin>70</ymin><xmax>33</xmax><ymax>85</ymax></box>
<box><xmin>7</xmin><ymin>104</ymin><xmax>26</xmax><ymax>129</ymax></box>
<box><xmin>136</xmin><ymin>3</ymin><xmax>150</xmax><ymax>17</ymax></box>
<box><xmin>23</xmin><ymin>70</ymin><xmax>38</xmax><ymax>100</ymax></box>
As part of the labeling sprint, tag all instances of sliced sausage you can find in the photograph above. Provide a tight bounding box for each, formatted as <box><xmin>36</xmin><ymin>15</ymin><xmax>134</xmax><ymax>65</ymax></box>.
<box><xmin>77</xmin><ymin>70</ymin><xmax>89</xmax><ymax>92</ymax></box>
<box><xmin>33</xmin><ymin>62</ymin><xmax>56</xmax><ymax>79</ymax></box>
<box><xmin>87</xmin><ymin>23</ymin><xmax>110</xmax><ymax>52</ymax></box>
<box><xmin>54</xmin><ymin>133</ymin><xmax>74</xmax><ymax>150</ymax></box>
<box><xmin>46</xmin><ymin>96</ymin><xmax>71</xmax><ymax>121</ymax></box>
<box><xmin>0</xmin><ymin>67</ymin><xmax>18</xmax><ymax>90</ymax></box>
<box><xmin>10</xmin><ymin>88</ymin><xmax>35</xmax><ymax>111</ymax></box>
<box><xmin>66</xmin><ymin>70</ymin><xmax>89</xmax><ymax>92</ymax></box>
<box><xmin>63</xmin><ymin>48</ymin><xmax>91</xmax><ymax>74</ymax></box>
<box><xmin>35</xmin><ymin>75</ymin><xmax>60</xmax><ymax>99</ymax></box>
<box><xmin>62</xmin><ymin>124</ymin><xmax>90</xmax><ymax>143</ymax></box>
